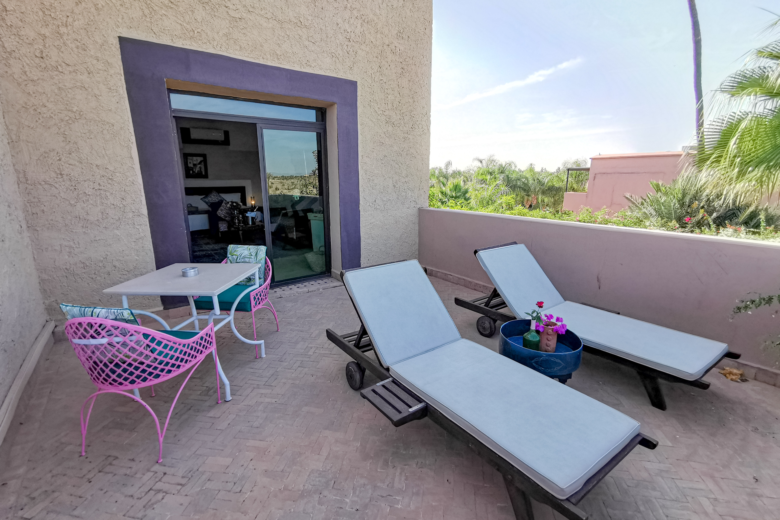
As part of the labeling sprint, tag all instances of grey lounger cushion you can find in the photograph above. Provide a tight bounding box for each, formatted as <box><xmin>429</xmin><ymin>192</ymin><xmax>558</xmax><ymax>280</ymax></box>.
<box><xmin>343</xmin><ymin>261</ymin><xmax>642</xmax><ymax>499</ymax></box>
<box><xmin>391</xmin><ymin>338</ymin><xmax>640</xmax><ymax>499</ymax></box>
<box><xmin>476</xmin><ymin>244</ymin><xmax>728</xmax><ymax>381</ymax></box>
<box><xmin>546</xmin><ymin>302</ymin><xmax>728</xmax><ymax>380</ymax></box>
<box><xmin>343</xmin><ymin>260</ymin><xmax>461</xmax><ymax>366</ymax></box>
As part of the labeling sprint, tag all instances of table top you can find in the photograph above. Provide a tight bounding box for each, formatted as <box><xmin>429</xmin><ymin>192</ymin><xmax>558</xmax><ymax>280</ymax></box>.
<box><xmin>103</xmin><ymin>263</ymin><xmax>260</xmax><ymax>297</ymax></box>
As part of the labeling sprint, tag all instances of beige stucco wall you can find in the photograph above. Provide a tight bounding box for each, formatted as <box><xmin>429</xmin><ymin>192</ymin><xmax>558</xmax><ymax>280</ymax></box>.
<box><xmin>0</xmin><ymin>0</ymin><xmax>433</xmax><ymax>316</ymax></box>
<box><xmin>0</xmin><ymin>100</ymin><xmax>48</xmax><ymax>406</ymax></box>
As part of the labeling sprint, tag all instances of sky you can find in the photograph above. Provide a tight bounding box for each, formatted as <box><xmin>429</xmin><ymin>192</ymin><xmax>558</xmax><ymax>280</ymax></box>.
<box><xmin>430</xmin><ymin>0</ymin><xmax>778</xmax><ymax>170</ymax></box>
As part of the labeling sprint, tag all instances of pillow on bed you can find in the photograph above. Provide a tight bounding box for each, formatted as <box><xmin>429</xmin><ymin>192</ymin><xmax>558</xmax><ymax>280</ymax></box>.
<box><xmin>200</xmin><ymin>190</ymin><xmax>225</xmax><ymax>207</ymax></box>
<box><xmin>216</xmin><ymin>200</ymin><xmax>241</xmax><ymax>221</ymax></box>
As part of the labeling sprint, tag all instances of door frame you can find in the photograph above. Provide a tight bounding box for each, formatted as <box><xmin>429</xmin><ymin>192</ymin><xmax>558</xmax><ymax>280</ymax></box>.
<box><xmin>172</xmin><ymin>106</ymin><xmax>331</xmax><ymax>284</ymax></box>
<box><xmin>119</xmin><ymin>37</ymin><xmax>361</xmax><ymax>299</ymax></box>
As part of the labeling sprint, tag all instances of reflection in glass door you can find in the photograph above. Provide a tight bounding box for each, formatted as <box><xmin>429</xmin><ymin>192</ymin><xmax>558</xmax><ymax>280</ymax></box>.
<box><xmin>261</xmin><ymin>129</ymin><xmax>327</xmax><ymax>282</ymax></box>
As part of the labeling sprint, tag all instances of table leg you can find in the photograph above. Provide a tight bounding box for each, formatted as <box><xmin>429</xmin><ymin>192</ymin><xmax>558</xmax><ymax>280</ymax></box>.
<box><xmin>208</xmin><ymin>309</ymin><xmax>232</xmax><ymax>402</ymax></box>
<box><xmin>133</xmin><ymin>389</ymin><xmax>140</xmax><ymax>399</ymax></box>
<box><xmin>187</xmin><ymin>296</ymin><xmax>199</xmax><ymax>331</ymax></box>
<box><xmin>212</xmin><ymin>351</ymin><xmax>232</xmax><ymax>402</ymax></box>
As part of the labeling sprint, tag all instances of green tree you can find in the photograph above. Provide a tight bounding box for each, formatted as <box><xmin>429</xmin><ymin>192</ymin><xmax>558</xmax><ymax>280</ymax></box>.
<box><xmin>625</xmin><ymin>171</ymin><xmax>780</xmax><ymax>231</ymax></box>
<box><xmin>430</xmin><ymin>179</ymin><xmax>471</xmax><ymax>207</ymax></box>
<box><xmin>696</xmin><ymin>19</ymin><xmax>780</xmax><ymax>196</ymax></box>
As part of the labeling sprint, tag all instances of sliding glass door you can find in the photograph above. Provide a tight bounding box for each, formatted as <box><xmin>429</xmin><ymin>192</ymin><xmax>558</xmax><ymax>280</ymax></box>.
<box><xmin>260</xmin><ymin>128</ymin><xmax>327</xmax><ymax>282</ymax></box>
<box><xmin>171</xmin><ymin>92</ymin><xmax>329</xmax><ymax>284</ymax></box>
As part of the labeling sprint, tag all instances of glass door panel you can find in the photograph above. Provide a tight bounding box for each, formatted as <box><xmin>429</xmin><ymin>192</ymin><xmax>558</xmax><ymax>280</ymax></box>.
<box><xmin>176</xmin><ymin>117</ymin><xmax>266</xmax><ymax>263</ymax></box>
<box><xmin>261</xmin><ymin>129</ymin><xmax>327</xmax><ymax>282</ymax></box>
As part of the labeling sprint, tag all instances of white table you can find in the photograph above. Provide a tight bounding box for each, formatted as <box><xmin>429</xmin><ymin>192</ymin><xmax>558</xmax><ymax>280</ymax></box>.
<box><xmin>104</xmin><ymin>263</ymin><xmax>265</xmax><ymax>402</ymax></box>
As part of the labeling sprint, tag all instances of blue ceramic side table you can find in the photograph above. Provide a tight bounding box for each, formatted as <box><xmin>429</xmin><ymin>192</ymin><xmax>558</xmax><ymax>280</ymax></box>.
<box><xmin>499</xmin><ymin>319</ymin><xmax>583</xmax><ymax>384</ymax></box>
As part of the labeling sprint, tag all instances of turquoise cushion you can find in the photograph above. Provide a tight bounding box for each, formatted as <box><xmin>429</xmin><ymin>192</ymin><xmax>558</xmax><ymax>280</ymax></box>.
<box><xmin>159</xmin><ymin>330</ymin><xmax>200</xmax><ymax>340</ymax></box>
<box><xmin>193</xmin><ymin>284</ymin><xmax>253</xmax><ymax>312</ymax></box>
<box><xmin>226</xmin><ymin>244</ymin><xmax>266</xmax><ymax>285</ymax></box>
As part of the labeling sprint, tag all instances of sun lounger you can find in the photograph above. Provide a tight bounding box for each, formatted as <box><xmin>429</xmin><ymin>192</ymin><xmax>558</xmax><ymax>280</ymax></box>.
<box><xmin>326</xmin><ymin>260</ymin><xmax>656</xmax><ymax>520</ymax></box>
<box><xmin>454</xmin><ymin>243</ymin><xmax>741</xmax><ymax>410</ymax></box>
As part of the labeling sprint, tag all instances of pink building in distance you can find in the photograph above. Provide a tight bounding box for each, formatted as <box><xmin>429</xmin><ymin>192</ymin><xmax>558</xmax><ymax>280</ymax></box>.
<box><xmin>563</xmin><ymin>151</ymin><xmax>689</xmax><ymax>213</ymax></box>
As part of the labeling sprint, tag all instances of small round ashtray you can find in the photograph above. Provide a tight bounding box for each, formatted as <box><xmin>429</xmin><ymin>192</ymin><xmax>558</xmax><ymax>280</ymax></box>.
<box><xmin>182</xmin><ymin>267</ymin><xmax>199</xmax><ymax>277</ymax></box>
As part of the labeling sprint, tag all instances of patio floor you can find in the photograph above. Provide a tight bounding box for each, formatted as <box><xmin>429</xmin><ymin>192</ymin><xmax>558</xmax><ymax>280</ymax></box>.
<box><xmin>1</xmin><ymin>276</ymin><xmax>779</xmax><ymax>520</ymax></box>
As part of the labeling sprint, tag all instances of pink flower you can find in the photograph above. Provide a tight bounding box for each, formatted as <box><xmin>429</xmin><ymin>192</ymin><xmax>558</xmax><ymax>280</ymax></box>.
<box><xmin>536</xmin><ymin>301</ymin><xmax>544</xmax><ymax>308</ymax></box>
<box><xmin>555</xmin><ymin>316</ymin><xmax>562</xmax><ymax>323</ymax></box>
<box><xmin>684</xmin><ymin>217</ymin><xmax>691</xmax><ymax>222</ymax></box>
<box><xmin>543</xmin><ymin>313</ymin><xmax>554</xmax><ymax>321</ymax></box>
<box><xmin>533</xmin><ymin>322</ymin><xmax>544</xmax><ymax>332</ymax></box>
<box><xmin>553</xmin><ymin>323</ymin><xmax>567</xmax><ymax>335</ymax></box>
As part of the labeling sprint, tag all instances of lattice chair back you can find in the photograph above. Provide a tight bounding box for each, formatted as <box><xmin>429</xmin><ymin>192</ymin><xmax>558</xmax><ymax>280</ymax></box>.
<box><xmin>64</xmin><ymin>317</ymin><xmax>221</xmax><ymax>462</ymax></box>
<box><xmin>251</xmin><ymin>258</ymin><xmax>273</xmax><ymax>309</ymax></box>
<box><xmin>65</xmin><ymin>318</ymin><xmax>216</xmax><ymax>391</ymax></box>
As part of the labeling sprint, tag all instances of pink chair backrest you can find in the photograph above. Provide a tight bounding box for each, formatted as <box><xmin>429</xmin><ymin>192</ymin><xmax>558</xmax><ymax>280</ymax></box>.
<box><xmin>64</xmin><ymin>318</ymin><xmax>216</xmax><ymax>391</ymax></box>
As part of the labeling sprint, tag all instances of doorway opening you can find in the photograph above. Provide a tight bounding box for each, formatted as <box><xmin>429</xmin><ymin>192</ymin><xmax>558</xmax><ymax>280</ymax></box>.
<box><xmin>172</xmin><ymin>92</ymin><xmax>330</xmax><ymax>284</ymax></box>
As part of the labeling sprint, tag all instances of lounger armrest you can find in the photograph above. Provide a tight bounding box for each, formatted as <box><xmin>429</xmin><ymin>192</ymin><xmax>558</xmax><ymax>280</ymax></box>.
<box><xmin>360</xmin><ymin>378</ymin><xmax>427</xmax><ymax>427</ymax></box>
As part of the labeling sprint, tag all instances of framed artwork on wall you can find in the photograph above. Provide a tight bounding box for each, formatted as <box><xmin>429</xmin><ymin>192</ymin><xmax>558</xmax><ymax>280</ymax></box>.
<box><xmin>183</xmin><ymin>153</ymin><xmax>208</xmax><ymax>178</ymax></box>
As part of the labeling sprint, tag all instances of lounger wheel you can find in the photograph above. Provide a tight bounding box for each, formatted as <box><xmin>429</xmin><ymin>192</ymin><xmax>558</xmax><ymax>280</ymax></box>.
<box><xmin>345</xmin><ymin>361</ymin><xmax>365</xmax><ymax>391</ymax></box>
<box><xmin>476</xmin><ymin>316</ymin><xmax>497</xmax><ymax>337</ymax></box>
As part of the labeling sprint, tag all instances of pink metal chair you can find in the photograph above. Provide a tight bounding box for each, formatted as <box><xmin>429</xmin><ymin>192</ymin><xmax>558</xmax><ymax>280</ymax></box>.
<box><xmin>64</xmin><ymin>317</ymin><xmax>221</xmax><ymax>462</ymax></box>
<box><xmin>229</xmin><ymin>257</ymin><xmax>279</xmax><ymax>342</ymax></box>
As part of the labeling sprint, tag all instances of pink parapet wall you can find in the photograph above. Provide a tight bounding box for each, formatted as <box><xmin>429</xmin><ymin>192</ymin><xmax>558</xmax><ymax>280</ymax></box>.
<box><xmin>563</xmin><ymin>151</ymin><xmax>689</xmax><ymax>213</ymax></box>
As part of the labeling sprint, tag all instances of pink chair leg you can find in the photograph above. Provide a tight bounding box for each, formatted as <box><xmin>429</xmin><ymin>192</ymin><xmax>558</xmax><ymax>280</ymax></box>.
<box><xmin>214</xmin><ymin>351</ymin><xmax>222</xmax><ymax>404</ymax></box>
<box><xmin>80</xmin><ymin>394</ymin><xmax>99</xmax><ymax>457</ymax></box>
<box><xmin>266</xmin><ymin>301</ymin><xmax>280</xmax><ymax>331</ymax></box>
<box><xmin>252</xmin><ymin>311</ymin><xmax>257</xmax><ymax>340</ymax></box>
<box><xmin>80</xmin><ymin>390</ymin><xmax>163</xmax><ymax>462</ymax></box>
<box><xmin>150</xmin><ymin>385</ymin><xmax>156</xmax><ymax>397</ymax></box>
<box><xmin>157</xmin><ymin>361</ymin><xmax>203</xmax><ymax>462</ymax></box>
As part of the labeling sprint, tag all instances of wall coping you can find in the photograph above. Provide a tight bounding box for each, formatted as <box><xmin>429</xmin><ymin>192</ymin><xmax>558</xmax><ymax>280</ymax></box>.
<box><xmin>422</xmin><ymin>208</ymin><xmax>780</xmax><ymax>250</ymax></box>
<box><xmin>591</xmin><ymin>151</ymin><xmax>685</xmax><ymax>160</ymax></box>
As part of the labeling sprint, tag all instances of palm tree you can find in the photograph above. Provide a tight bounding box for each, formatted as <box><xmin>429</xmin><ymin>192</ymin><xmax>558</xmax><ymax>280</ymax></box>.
<box><xmin>687</xmin><ymin>0</ymin><xmax>704</xmax><ymax>141</ymax></box>
<box><xmin>696</xmin><ymin>20</ymin><xmax>780</xmax><ymax>196</ymax></box>
<box><xmin>431</xmin><ymin>179</ymin><xmax>471</xmax><ymax>206</ymax></box>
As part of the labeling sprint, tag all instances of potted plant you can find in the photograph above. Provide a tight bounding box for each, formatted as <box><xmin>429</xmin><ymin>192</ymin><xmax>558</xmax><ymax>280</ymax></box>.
<box><xmin>499</xmin><ymin>306</ymin><xmax>582</xmax><ymax>384</ymax></box>
<box><xmin>525</xmin><ymin>302</ymin><xmax>568</xmax><ymax>353</ymax></box>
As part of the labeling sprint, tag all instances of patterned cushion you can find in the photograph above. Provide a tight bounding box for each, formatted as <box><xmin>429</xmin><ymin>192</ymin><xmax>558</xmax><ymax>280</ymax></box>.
<box><xmin>200</xmin><ymin>190</ymin><xmax>225</xmax><ymax>206</ymax></box>
<box><xmin>226</xmin><ymin>244</ymin><xmax>267</xmax><ymax>285</ymax></box>
<box><xmin>60</xmin><ymin>303</ymin><xmax>139</xmax><ymax>325</ymax></box>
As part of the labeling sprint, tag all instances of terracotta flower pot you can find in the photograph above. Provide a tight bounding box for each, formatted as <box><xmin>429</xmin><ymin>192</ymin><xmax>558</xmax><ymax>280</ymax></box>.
<box><xmin>539</xmin><ymin>321</ymin><xmax>558</xmax><ymax>353</ymax></box>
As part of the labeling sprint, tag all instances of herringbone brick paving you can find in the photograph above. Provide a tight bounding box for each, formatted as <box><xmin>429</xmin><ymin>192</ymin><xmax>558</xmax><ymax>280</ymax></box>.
<box><xmin>1</xmin><ymin>277</ymin><xmax>778</xmax><ymax>520</ymax></box>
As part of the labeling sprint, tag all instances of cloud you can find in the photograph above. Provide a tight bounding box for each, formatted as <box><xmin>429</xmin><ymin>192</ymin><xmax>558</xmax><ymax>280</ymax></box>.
<box><xmin>436</xmin><ymin>58</ymin><xmax>583</xmax><ymax>110</ymax></box>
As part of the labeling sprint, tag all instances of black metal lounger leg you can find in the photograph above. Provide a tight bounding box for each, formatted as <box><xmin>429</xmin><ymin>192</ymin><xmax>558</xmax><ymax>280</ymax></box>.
<box><xmin>637</xmin><ymin>371</ymin><xmax>667</xmax><ymax>411</ymax></box>
<box><xmin>504</xmin><ymin>476</ymin><xmax>535</xmax><ymax>520</ymax></box>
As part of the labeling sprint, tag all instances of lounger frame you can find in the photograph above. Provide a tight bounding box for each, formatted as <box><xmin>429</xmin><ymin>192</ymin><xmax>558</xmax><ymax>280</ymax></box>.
<box><xmin>454</xmin><ymin>244</ymin><xmax>742</xmax><ymax>411</ymax></box>
<box><xmin>327</xmin><ymin>266</ymin><xmax>659</xmax><ymax>520</ymax></box>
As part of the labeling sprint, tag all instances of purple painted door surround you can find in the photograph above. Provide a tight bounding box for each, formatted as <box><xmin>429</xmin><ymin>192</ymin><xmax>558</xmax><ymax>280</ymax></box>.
<box><xmin>118</xmin><ymin>37</ymin><xmax>360</xmax><ymax>277</ymax></box>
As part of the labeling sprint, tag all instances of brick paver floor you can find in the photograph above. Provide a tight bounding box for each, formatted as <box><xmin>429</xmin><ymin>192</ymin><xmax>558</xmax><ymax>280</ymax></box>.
<box><xmin>1</xmin><ymin>277</ymin><xmax>779</xmax><ymax>520</ymax></box>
